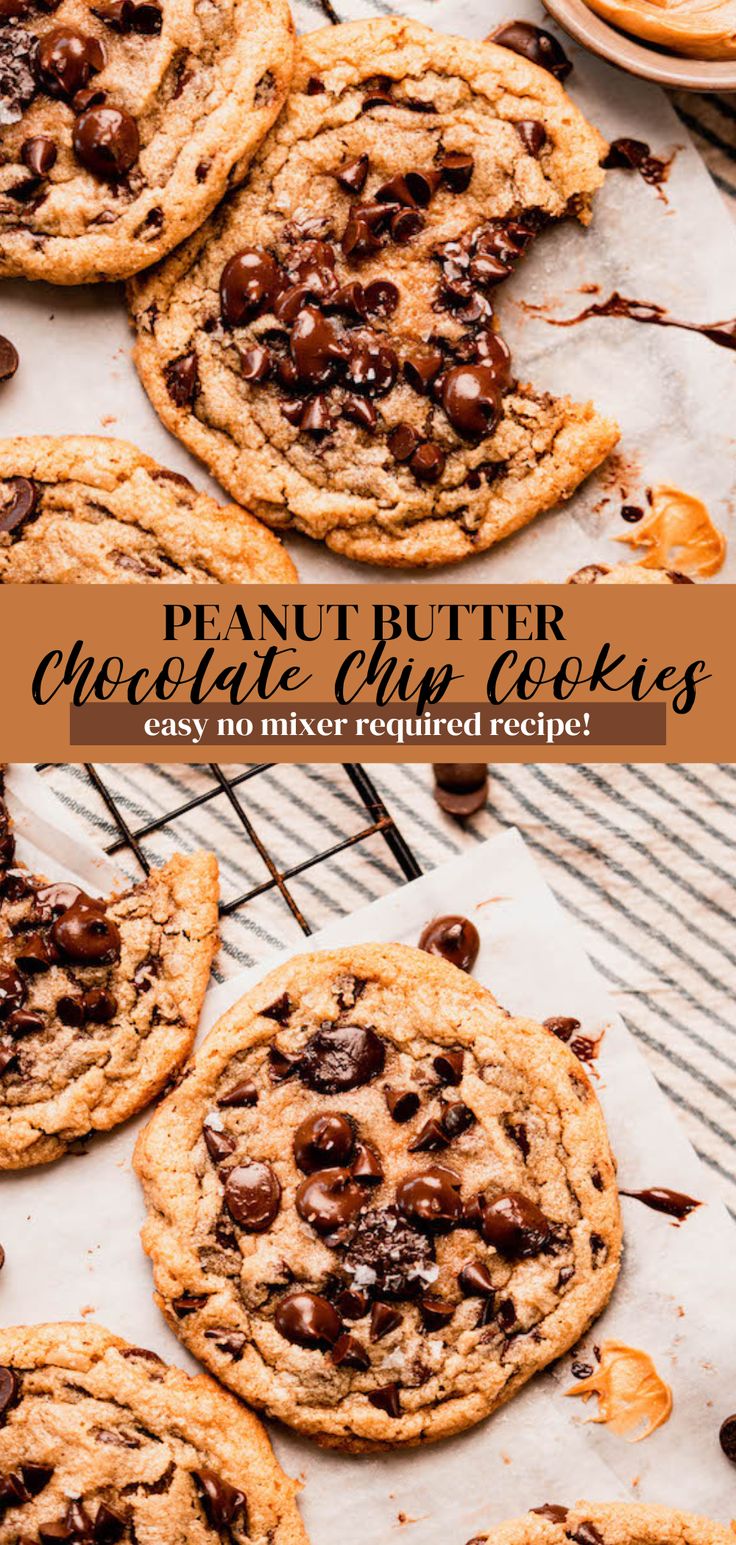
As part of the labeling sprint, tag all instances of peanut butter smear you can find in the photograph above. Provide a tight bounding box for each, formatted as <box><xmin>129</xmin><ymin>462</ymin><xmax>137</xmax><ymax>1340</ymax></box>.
<box><xmin>566</xmin><ymin>1340</ymin><xmax>673</xmax><ymax>1441</ymax></box>
<box><xmin>615</xmin><ymin>485</ymin><xmax>726</xmax><ymax>578</ymax></box>
<box><xmin>583</xmin><ymin>0</ymin><xmax>736</xmax><ymax>60</ymax></box>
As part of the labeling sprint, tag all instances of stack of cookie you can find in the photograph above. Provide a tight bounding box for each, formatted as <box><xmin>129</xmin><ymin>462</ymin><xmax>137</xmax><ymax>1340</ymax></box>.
<box><xmin>2</xmin><ymin>5</ymin><xmax>632</xmax><ymax>578</ymax></box>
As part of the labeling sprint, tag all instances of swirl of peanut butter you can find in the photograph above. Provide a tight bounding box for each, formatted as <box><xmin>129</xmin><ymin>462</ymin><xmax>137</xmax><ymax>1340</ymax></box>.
<box><xmin>615</xmin><ymin>485</ymin><xmax>726</xmax><ymax>578</ymax></box>
<box><xmin>585</xmin><ymin>0</ymin><xmax>736</xmax><ymax>58</ymax></box>
<box><xmin>566</xmin><ymin>1340</ymin><xmax>673</xmax><ymax>1440</ymax></box>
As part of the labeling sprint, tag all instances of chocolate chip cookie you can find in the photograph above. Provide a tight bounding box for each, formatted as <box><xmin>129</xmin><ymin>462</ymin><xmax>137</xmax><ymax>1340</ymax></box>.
<box><xmin>0</xmin><ymin>777</ymin><xmax>219</xmax><ymax>1167</ymax></box>
<box><xmin>471</xmin><ymin>1502</ymin><xmax>734</xmax><ymax>1545</ymax></box>
<box><xmin>133</xmin><ymin>943</ymin><xmax>621</xmax><ymax>1449</ymax></box>
<box><xmin>0</xmin><ymin>0</ymin><xmax>294</xmax><ymax>284</ymax></box>
<box><xmin>568</xmin><ymin>564</ymin><xmax>694</xmax><ymax>584</ymax></box>
<box><xmin>0</xmin><ymin>1321</ymin><xmax>307</xmax><ymax>1545</ymax></box>
<box><xmin>130</xmin><ymin>17</ymin><xmax>619</xmax><ymax>569</ymax></box>
<box><xmin>0</xmin><ymin>436</ymin><xmax>296</xmax><ymax>583</ymax></box>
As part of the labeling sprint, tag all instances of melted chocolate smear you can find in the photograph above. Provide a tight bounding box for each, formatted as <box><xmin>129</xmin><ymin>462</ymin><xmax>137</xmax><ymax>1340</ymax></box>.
<box><xmin>619</xmin><ymin>1186</ymin><xmax>701</xmax><ymax>1222</ymax></box>
<box><xmin>544</xmin><ymin>291</ymin><xmax>736</xmax><ymax>353</ymax></box>
<box><xmin>603</xmin><ymin>137</ymin><xmax>674</xmax><ymax>190</ymax></box>
<box><xmin>418</xmin><ymin>915</ymin><xmax>480</xmax><ymax>973</ymax></box>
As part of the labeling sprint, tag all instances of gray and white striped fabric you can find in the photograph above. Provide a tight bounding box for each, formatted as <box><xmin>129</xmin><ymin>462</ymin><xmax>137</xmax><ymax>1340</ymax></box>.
<box><xmin>37</xmin><ymin>762</ymin><xmax>736</xmax><ymax>1216</ymax></box>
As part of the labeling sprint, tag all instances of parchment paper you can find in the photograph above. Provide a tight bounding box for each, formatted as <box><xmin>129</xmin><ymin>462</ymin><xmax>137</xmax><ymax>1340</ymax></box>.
<box><xmin>1</xmin><ymin>0</ymin><xmax>734</xmax><ymax>582</ymax></box>
<box><xmin>2</xmin><ymin>764</ymin><xmax>736</xmax><ymax>1541</ymax></box>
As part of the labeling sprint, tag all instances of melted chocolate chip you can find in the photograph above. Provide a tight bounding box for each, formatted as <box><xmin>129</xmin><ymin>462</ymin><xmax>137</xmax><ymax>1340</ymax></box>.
<box><xmin>0</xmin><ymin>966</ymin><xmax>23</xmax><ymax>1020</ymax></box>
<box><xmin>203</xmin><ymin>1122</ymin><xmax>236</xmax><ymax>1164</ymax></box>
<box><xmin>0</xmin><ymin>477</ymin><xmax>40</xmax><ymax>536</ymax></box>
<box><xmin>492</xmin><ymin>20</ymin><xmax>571</xmax><ymax>79</ymax></box>
<box><xmin>336</xmin><ymin>153</ymin><xmax>369</xmax><ymax>194</ymax></box>
<box><xmin>0</xmin><ymin>1366</ymin><xmax>19</xmax><ymax>1417</ymax></box>
<box><xmin>224</xmin><ymin>1161</ymin><xmax>281</xmax><ymax>1231</ymax></box>
<box><xmin>35</xmin><ymin>26</ymin><xmax>106</xmax><ymax>99</ymax></box>
<box><xmin>441</xmin><ymin>151</ymin><xmax>475</xmax><ymax>192</ymax></box>
<box><xmin>290</xmin><ymin>305</ymin><xmax>347</xmax><ymax>387</ymax></box>
<box><xmin>331</xmin><ymin>1332</ymin><xmax>370</xmax><ymax>1370</ymax></box>
<box><xmin>299</xmin><ymin>1022</ymin><xmax>385</xmax><ymax>1093</ymax></box>
<box><xmin>83</xmin><ymin>988</ymin><xmax>117</xmax><ymax>1022</ymax></box>
<box><xmin>345</xmin><ymin>337</ymin><xmax>398</xmax><ymax>395</ymax></box>
<box><xmin>420</xmin><ymin>1295</ymin><xmax>455</xmax><ymax>1329</ymax></box>
<box><xmin>296</xmin><ymin>1167</ymin><xmax>364</xmax><ymax>1236</ymax></box>
<box><xmin>6</xmin><ymin>1008</ymin><xmax>44</xmax><ymax>1037</ymax></box>
<box><xmin>260</xmin><ymin>992</ymin><xmax>292</xmax><ymax>1024</ymax></box>
<box><xmin>204</xmin><ymin>1328</ymin><xmax>247</xmax><ymax>1359</ymax></box>
<box><xmin>403</xmin><ymin>345</ymin><xmax>444</xmax><ymax>394</ymax></box>
<box><xmin>294</xmin><ymin>1111</ymin><xmax>355</xmax><ymax>1173</ymax></box>
<box><xmin>172</xmin><ymin>1293</ymin><xmax>208</xmax><ymax>1316</ymax></box>
<box><xmin>479</xmin><ymin>1191</ymin><xmax>553</xmax><ymax>1258</ymax></box>
<box><xmin>544</xmin><ymin>1015</ymin><xmax>580</xmax><ymax>1042</ymax></box>
<box><xmin>52</xmin><ymin>896</ymin><xmax>120</xmax><ymax>964</ymax></box>
<box><xmin>345</xmin><ymin>1204</ymin><xmax>435</xmax><ymax>1297</ymax></box>
<box><xmin>385</xmin><ymin>1086</ymin><xmax>420</xmax><ymax>1123</ymax></box>
<box><xmin>194</xmin><ymin>1471</ymin><xmax>247</xmax><ymax>1533</ymax></box>
<box><xmin>419</xmin><ymin>916</ymin><xmax>480</xmax><ymax>973</ymax></box>
<box><xmin>239</xmin><ymin>345</ymin><xmax>271</xmax><ymax>383</ymax></box>
<box><xmin>334</xmin><ymin>1288</ymin><xmax>370</xmax><ymax>1320</ymax></box>
<box><xmin>410</xmin><ymin>442</ymin><xmax>446</xmax><ymax>483</ymax></box>
<box><xmin>397</xmin><ymin>1167</ymin><xmax>463</xmax><ymax>1231</ymax></box>
<box><xmin>165</xmin><ymin>354</ymin><xmax>198</xmax><ymax>406</ymax></box>
<box><xmin>220</xmin><ymin>248</ymin><xmax>279</xmax><ymax>326</ymax></box>
<box><xmin>432</xmin><ymin>1048</ymin><xmax>464</xmax><ymax>1084</ymax></box>
<box><xmin>15</xmin><ymin>931</ymin><xmax>56</xmax><ymax>973</ymax></box>
<box><xmin>217</xmin><ymin>1078</ymin><xmax>258</xmax><ymax>1108</ymax></box>
<box><xmin>391</xmin><ymin>207</ymin><xmax>425</xmax><ymax>243</ymax></box>
<box><xmin>515</xmin><ymin>119</ymin><xmax>547</xmax><ymax>156</ymax></box>
<box><xmin>408</xmin><ymin>1117</ymin><xmax>449</xmax><ymax>1153</ymax></box>
<box><xmin>73</xmin><ymin>105</ymin><xmax>139</xmax><ymax>180</ymax></box>
<box><xmin>387</xmin><ymin>423</ymin><xmax>419</xmax><ymax>463</ymax></box>
<box><xmin>370</xmin><ymin>1301</ymin><xmax>402</xmax><ymax>1340</ymax></box>
<box><xmin>458</xmin><ymin>1260</ymin><xmax>494</xmax><ymax>1297</ymax></box>
<box><xmin>441</xmin><ymin>363</ymin><xmax>502</xmax><ymax>439</ymax></box>
<box><xmin>368</xmin><ymin>1382</ymin><xmax>401</xmax><ymax>1417</ymax></box>
<box><xmin>531</xmin><ymin>1504</ymin><xmax>569</xmax><ymax>1522</ymax></box>
<box><xmin>275</xmin><ymin>1291</ymin><xmax>341</xmax><ymax>1349</ymax></box>
<box><xmin>351</xmin><ymin>1142</ymin><xmax>383</xmax><ymax>1185</ymax></box>
<box><xmin>94</xmin><ymin>1503</ymin><xmax>128</xmax><ymax>1542</ymax></box>
<box><xmin>363</xmin><ymin>279</ymin><xmax>399</xmax><ymax>318</ymax></box>
<box><xmin>0</xmin><ymin>336</ymin><xmax>19</xmax><ymax>384</ymax></box>
<box><xmin>343</xmin><ymin>394</ymin><xmax>378</xmax><ymax>431</ymax></box>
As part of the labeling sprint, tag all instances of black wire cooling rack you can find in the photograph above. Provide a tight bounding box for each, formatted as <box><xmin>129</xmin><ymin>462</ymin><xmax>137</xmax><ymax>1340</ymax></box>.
<box><xmin>39</xmin><ymin>763</ymin><xmax>424</xmax><ymax>938</ymax></box>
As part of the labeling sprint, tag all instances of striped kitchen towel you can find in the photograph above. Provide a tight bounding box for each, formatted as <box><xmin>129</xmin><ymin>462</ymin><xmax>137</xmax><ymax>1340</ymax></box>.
<box><xmin>36</xmin><ymin>761</ymin><xmax>736</xmax><ymax>1217</ymax></box>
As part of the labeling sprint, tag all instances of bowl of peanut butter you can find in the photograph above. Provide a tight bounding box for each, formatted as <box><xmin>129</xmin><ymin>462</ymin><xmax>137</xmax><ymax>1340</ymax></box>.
<box><xmin>543</xmin><ymin>0</ymin><xmax>736</xmax><ymax>87</ymax></box>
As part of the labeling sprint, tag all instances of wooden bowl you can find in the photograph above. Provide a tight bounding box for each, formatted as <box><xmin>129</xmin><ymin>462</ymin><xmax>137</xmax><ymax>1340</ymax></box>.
<box><xmin>543</xmin><ymin>0</ymin><xmax>736</xmax><ymax>88</ymax></box>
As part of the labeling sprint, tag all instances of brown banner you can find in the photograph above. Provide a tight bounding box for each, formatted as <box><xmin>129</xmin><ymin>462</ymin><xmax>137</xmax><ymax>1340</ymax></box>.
<box><xmin>0</xmin><ymin>581</ymin><xmax>726</xmax><ymax>762</ymax></box>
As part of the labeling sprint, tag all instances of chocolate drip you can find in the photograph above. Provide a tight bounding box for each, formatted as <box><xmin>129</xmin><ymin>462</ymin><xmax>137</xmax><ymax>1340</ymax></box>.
<box><xmin>545</xmin><ymin>291</ymin><xmax>736</xmax><ymax>353</ymax></box>
<box><xmin>619</xmin><ymin>1186</ymin><xmax>701</xmax><ymax>1221</ymax></box>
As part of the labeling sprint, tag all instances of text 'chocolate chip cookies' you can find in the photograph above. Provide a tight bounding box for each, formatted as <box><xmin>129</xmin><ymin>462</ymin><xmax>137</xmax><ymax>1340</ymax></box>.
<box><xmin>0</xmin><ymin>0</ymin><xmax>294</xmax><ymax>283</ymax></box>
<box><xmin>134</xmin><ymin>942</ymin><xmax>621</xmax><ymax>1449</ymax></box>
<box><xmin>0</xmin><ymin>436</ymin><xmax>296</xmax><ymax>583</ymax></box>
<box><xmin>472</xmin><ymin>1501</ymin><xmax>736</xmax><ymax>1545</ymax></box>
<box><xmin>130</xmin><ymin>17</ymin><xmax>619</xmax><ymax>569</ymax></box>
<box><xmin>0</xmin><ymin>774</ymin><xmax>219</xmax><ymax>1167</ymax></box>
<box><xmin>0</xmin><ymin>1322</ymin><xmax>307</xmax><ymax>1545</ymax></box>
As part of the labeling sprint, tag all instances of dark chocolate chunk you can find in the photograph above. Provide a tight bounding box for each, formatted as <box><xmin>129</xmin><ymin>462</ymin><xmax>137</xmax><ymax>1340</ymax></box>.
<box><xmin>224</xmin><ymin>1161</ymin><xmax>281</xmax><ymax>1231</ymax></box>
<box><xmin>294</xmin><ymin>1111</ymin><xmax>355</xmax><ymax>1173</ymax></box>
<box><xmin>296</xmin><ymin>1167</ymin><xmax>364</xmax><ymax>1235</ymax></box>
<box><xmin>73</xmin><ymin>104</ymin><xmax>139</xmax><ymax>180</ymax></box>
<box><xmin>396</xmin><ymin>1167</ymin><xmax>463</xmax><ymax>1230</ymax></box>
<box><xmin>432</xmin><ymin>1048</ymin><xmax>464</xmax><ymax>1084</ymax></box>
<box><xmin>351</xmin><ymin>1142</ymin><xmax>383</xmax><ymax>1185</ymax></box>
<box><xmin>387</xmin><ymin>423</ymin><xmax>420</xmax><ymax>463</ymax></box>
<box><xmin>440</xmin><ymin>151</ymin><xmax>475</xmax><ymax>192</ymax></box>
<box><xmin>52</xmin><ymin>896</ymin><xmax>120</xmax><ymax>964</ymax></box>
<box><xmin>336</xmin><ymin>153</ymin><xmax>369</xmax><ymax>194</ymax></box>
<box><xmin>203</xmin><ymin>1122</ymin><xmax>236</xmax><ymax>1165</ymax></box>
<box><xmin>165</xmin><ymin>353</ymin><xmax>198</xmax><ymax>406</ymax></box>
<box><xmin>419</xmin><ymin>1295</ymin><xmax>455</xmax><ymax>1330</ymax></box>
<box><xmin>479</xmin><ymin>1191</ymin><xmax>553</xmax><ymax>1258</ymax></box>
<box><xmin>0</xmin><ymin>477</ymin><xmax>40</xmax><ymax>536</ymax></box>
<box><xmin>299</xmin><ymin>1022</ymin><xmax>385</xmax><ymax>1093</ymax></box>
<box><xmin>35</xmin><ymin>26</ymin><xmax>106</xmax><ymax>99</ymax></box>
<box><xmin>274</xmin><ymin>1291</ymin><xmax>341</xmax><ymax>1349</ymax></box>
<box><xmin>331</xmin><ymin>1332</ymin><xmax>370</xmax><ymax>1370</ymax></box>
<box><xmin>370</xmin><ymin>1301</ymin><xmax>403</xmax><ymax>1340</ymax></box>
<box><xmin>368</xmin><ymin>1383</ymin><xmax>401</xmax><ymax>1417</ymax></box>
<box><xmin>385</xmin><ymin>1087</ymin><xmax>420</xmax><ymax>1123</ymax></box>
<box><xmin>194</xmin><ymin>1470</ymin><xmax>247</xmax><ymax>1533</ymax></box>
<box><xmin>408</xmin><ymin>1117</ymin><xmax>449</xmax><ymax>1153</ymax></box>
<box><xmin>217</xmin><ymin>1079</ymin><xmax>258</xmax><ymax>1108</ymax></box>
<box><xmin>403</xmin><ymin>345</ymin><xmax>444</xmax><ymax>394</ymax></box>
<box><xmin>544</xmin><ymin>1016</ymin><xmax>580</xmax><ymax>1042</ymax></box>
<box><xmin>458</xmin><ymin>1260</ymin><xmax>494</xmax><ymax>1297</ymax></box>
<box><xmin>0</xmin><ymin>1366</ymin><xmax>19</xmax><ymax>1416</ymax></box>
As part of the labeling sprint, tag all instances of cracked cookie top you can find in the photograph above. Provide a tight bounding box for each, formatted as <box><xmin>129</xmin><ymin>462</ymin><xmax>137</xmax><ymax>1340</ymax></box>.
<box><xmin>130</xmin><ymin>17</ymin><xmax>618</xmax><ymax>569</ymax></box>
<box><xmin>0</xmin><ymin>436</ymin><xmax>297</xmax><ymax>583</ymax></box>
<box><xmin>471</xmin><ymin>1502</ymin><xmax>735</xmax><ymax>1545</ymax></box>
<box><xmin>0</xmin><ymin>0</ymin><xmax>294</xmax><ymax>283</ymax></box>
<box><xmin>134</xmin><ymin>942</ymin><xmax>621</xmax><ymax>1449</ymax></box>
<box><xmin>0</xmin><ymin>775</ymin><xmax>219</xmax><ymax>1167</ymax></box>
<box><xmin>0</xmin><ymin>1321</ymin><xmax>307</xmax><ymax>1545</ymax></box>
